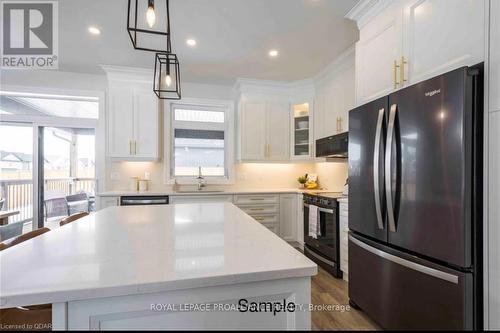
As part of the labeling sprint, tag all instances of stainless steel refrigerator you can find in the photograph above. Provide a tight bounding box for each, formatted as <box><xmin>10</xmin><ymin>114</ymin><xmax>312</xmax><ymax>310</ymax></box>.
<box><xmin>348</xmin><ymin>65</ymin><xmax>483</xmax><ymax>330</ymax></box>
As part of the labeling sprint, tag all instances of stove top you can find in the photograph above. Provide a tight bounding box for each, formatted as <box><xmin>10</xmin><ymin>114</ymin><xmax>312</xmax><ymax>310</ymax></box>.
<box><xmin>303</xmin><ymin>192</ymin><xmax>345</xmax><ymax>208</ymax></box>
<box><xmin>304</xmin><ymin>192</ymin><xmax>345</xmax><ymax>199</ymax></box>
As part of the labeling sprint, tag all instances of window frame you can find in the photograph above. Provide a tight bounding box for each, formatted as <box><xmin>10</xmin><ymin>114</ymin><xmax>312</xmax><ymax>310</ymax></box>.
<box><xmin>163</xmin><ymin>98</ymin><xmax>235</xmax><ymax>185</ymax></box>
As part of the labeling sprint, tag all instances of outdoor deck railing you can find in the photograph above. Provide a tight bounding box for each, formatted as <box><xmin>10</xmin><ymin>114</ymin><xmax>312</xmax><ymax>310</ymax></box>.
<box><xmin>0</xmin><ymin>178</ymin><xmax>96</xmax><ymax>224</ymax></box>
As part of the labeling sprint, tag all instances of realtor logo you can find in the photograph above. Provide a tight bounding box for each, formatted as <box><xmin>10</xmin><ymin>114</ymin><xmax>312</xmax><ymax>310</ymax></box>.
<box><xmin>1</xmin><ymin>0</ymin><xmax>58</xmax><ymax>69</ymax></box>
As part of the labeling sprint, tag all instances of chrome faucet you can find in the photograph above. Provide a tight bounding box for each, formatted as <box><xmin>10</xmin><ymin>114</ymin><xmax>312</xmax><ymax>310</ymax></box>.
<box><xmin>196</xmin><ymin>166</ymin><xmax>206</xmax><ymax>191</ymax></box>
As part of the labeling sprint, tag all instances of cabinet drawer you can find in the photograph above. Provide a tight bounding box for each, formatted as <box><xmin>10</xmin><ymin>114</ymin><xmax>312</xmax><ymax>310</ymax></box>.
<box><xmin>238</xmin><ymin>204</ymin><xmax>279</xmax><ymax>215</ymax></box>
<box><xmin>262</xmin><ymin>222</ymin><xmax>279</xmax><ymax>235</ymax></box>
<box><xmin>251</xmin><ymin>214</ymin><xmax>279</xmax><ymax>224</ymax></box>
<box><xmin>234</xmin><ymin>194</ymin><xmax>279</xmax><ymax>205</ymax></box>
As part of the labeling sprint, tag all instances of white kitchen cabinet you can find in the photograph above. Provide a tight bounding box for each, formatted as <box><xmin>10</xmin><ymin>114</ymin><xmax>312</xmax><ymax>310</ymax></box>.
<box><xmin>107</xmin><ymin>85</ymin><xmax>135</xmax><ymax>157</ymax></box>
<box><xmin>279</xmin><ymin>194</ymin><xmax>298</xmax><ymax>242</ymax></box>
<box><xmin>488</xmin><ymin>3</ymin><xmax>500</xmax><ymax>324</ymax></box>
<box><xmin>354</xmin><ymin>1</ymin><xmax>403</xmax><ymax>105</ymax></box>
<box><xmin>234</xmin><ymin>194</ymin><xmax>279</xmax><ymax>205</ymax></box>
<box><xmin>239</xmin><ymin>98</ymin><xmax>289</xmax><ymax>162</ymax></box>
<box><xmin>350</xmin><ymin>0</ymin><xmax>485</xmax><ymax>105</ymax></box>
<box><xmin>239</xmin><ymin>101</ymin><xmax>266</xmax><ymax>160</ymax></box>
<box><xmin>490</xmin><ymin>0</ymin><xmax>500</xmax><ymax>113</ymax></box>
<box><xmin>313</xmin><ymin>94</ymin><xmax>327</xmax><ymax>141</ymax></box>
<box><xmin>314</xmin><ymin>48</ymin><xmax>355</xmax><ymax>142</ymax></box>
<box><xmin>266</xmin><ymin>101</ymin><xmax>290</xmax><ymax>161</ymax></box>
<box><xmin>489</xmin><ymin>111</ymin><xmax>500</xmax><ymax>329</ymax></box>
<box><xmin>402</xmin><ymin>0</ymin><xmax>485</xmax><ymax>85</ymax></box>
<box><xmin>107</xmin><ymin>83</ymin><xmax>159</xmax><ymax>160</ymax></box>
<box><xmin>133</xmin><ymin>89</ymin><xmax>159</xmax><ymax>159</ymax></box>
<box><xmin>290</xmin><ymin>101</ymin><xmax>314</xmax><ymax>160</ymax></box>
<box><xmin>98</xmin><ymin>196</ymin><xmax>119</xmax><ymax>210</ymax></box>
<box><xmin>169</xmin><ymin>195</ymin><xmax>234</xmax><ymax>204</ymax></box>
<box><xmin>234</xmin><ymin>194</ymin><xmax>281</xmax><ymax>236</ymax></box>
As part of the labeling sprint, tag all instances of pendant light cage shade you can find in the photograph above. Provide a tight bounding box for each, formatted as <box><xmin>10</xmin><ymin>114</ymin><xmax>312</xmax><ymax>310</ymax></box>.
<box><xmin>154</xmin><ymin>53</ymin><xmax>181</xmax><ymax>100</ymax></box>
<box><xmin>127</xmin><ymin>0</ymin><xmax>171</xmax><ymax>53</ymax></box>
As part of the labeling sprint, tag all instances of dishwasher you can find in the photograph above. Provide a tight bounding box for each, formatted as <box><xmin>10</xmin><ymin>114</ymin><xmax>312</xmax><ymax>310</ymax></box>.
<box><xmin>120</xmin><ymin>196</ymin><xmax>169</xmax><ymax>206</ymax></box>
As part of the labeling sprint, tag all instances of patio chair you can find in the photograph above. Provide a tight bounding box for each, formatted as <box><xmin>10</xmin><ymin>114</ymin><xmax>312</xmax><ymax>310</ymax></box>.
<box><xmin>59</xmin><ymin>211</ymin><xmax>89</xmax><ymax>227</ymax></box>
<box><xmin>44</xmin><ymin>197</ymin><xmax>69</xmax><ymax>222</ymax></box>
<box><xmin>0</xmin><ymin>227</ymin><xmax>52</xmax><ymax>328</ymax></box>
<box><xmin>0</xmin><ymin>227</ymin><xmax>50</xmax><ymax>251</ymax></box>
<box><xmin>0</xmin><ymin>220</ymin><xmax>24</xmax><ymax>241</ymax></box>
<box><xmin>66</xmin><ymin>192</ymin><xmax>90</xmax><ymax>215</ymax></box>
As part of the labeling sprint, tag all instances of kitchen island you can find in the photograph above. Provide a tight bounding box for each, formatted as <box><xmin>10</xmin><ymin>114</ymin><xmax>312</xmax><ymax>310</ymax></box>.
<box><xmin>0</xmin><ymin>203</ymin><xmax>317</xmax><ymax>330</ymax></box>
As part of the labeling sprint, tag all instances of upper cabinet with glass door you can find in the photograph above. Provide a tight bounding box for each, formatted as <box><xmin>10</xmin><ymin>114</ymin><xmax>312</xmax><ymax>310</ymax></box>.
<box><xmin>290</xmin><ymin>102</ymin><xmax>314</xmax><ymax>160</ymax></box>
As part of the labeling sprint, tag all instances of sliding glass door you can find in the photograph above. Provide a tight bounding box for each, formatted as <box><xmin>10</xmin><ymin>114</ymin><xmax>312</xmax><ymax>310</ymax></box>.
<box><xmin>42</xmin><ymin>127</ymin><xmax>96</xmax><ymax>228</ymax></box>
<box><xmin>0</xmin><ymin>123</ymin><xmax>35</xmax><ymax>237</ymax></box>
<box><xmin>0</xmin><ymin>91</ymin><xmax>99</xmax><ymax>239</ymax></box>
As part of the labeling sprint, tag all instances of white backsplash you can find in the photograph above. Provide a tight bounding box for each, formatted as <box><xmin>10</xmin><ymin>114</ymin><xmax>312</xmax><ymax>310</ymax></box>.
<box><xmin>105</xmin><ymin>160</ymin><xmax>347</xmax><ymax>192</ymax></box>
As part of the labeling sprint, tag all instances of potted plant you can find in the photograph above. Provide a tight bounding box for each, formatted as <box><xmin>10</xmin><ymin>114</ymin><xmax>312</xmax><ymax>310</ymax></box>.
<box><xmin>297</xmin><ymin>175</ymin><xmax>307</xmax><ymax>189</ymax></box>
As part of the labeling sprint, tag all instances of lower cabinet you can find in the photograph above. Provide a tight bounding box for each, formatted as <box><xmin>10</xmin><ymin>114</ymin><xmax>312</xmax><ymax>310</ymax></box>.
<box><xmin>279</xmin><ymin>194</ymin><xmax>297</xmax><ymax>242</ymax></box>
<box><xmin>169</xmin><ymin>195</ymin><xmax>234</xmax><ymax>204</ymax></box>
<box><xmin>338</xmin><ymin>198</ymin><xmax>349</xmax><ymax>281</ymax></box>
<box><xmin>234</xmin><ymin>193</ymin><xmax>298</xmax><ymax>242</ymax></box>
<box><xmin>234</xmin><ymin>194</ymin><xmax>280</xmax><ymax>236</ymax></box>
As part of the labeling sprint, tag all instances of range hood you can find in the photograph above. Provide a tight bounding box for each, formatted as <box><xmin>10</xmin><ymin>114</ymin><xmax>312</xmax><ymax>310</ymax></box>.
<box><xmin>315</xmin><ymin>132</ymin><xmax>348</xmax><ymax>158</ymax></box>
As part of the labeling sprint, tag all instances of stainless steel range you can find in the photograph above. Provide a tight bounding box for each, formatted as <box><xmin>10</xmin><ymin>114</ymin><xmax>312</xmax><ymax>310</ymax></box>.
<box><xmin>303</xmin><ymin>192</ymin><xmax>344</xmax><ymax>278</ymax></box>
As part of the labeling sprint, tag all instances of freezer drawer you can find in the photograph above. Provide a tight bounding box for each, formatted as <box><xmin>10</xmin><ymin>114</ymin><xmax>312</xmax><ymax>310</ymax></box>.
<box><xmin>348</xmin><ymin>234</ymin><xmax>473</xmax><ymax>330</ymax></box>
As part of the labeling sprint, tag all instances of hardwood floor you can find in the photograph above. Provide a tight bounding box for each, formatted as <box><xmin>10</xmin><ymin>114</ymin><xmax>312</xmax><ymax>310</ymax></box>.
<box><xmin>311</xmin><ymin>267</ymin><xmax>380</xmax><ymax>330</ymax></box>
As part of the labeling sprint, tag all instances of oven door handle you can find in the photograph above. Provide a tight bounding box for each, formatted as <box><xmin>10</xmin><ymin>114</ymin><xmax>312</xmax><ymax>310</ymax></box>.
<box><xmin>303</xmin><ymin>203</ymin><xmax>334</xmax><ymax>214</ymax></box>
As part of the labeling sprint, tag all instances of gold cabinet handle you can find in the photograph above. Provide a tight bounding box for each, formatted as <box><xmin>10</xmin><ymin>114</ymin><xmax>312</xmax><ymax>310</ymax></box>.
<box><xmin>129</xmin><ymin>140</ymin><xmax>132</xmax><ymax>155</ymax></box>
<box><xmin>400</xmin><ymin>56</ymin><xmax>408</xmax><ymax>86</ymax></box>
<box><xmin>134</xmin><ymin>141</ymin><xmax>137</xmax><ymax>155</ymax></box>
<box><xmin>393</xmin><ymin>60</ymin><xmax>400</xmax><ymax>89</ymax></box>
<box><xmin>250</xmin><ymin>208</ymin><xmax>265</xmax><ymax>211</ymax></box>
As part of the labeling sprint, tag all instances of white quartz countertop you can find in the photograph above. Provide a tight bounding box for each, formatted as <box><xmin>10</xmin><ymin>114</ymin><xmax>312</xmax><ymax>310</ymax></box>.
<box><xmin>0</xmin><ymin>203</ymin><xmax>317</xmax><ymax>308</ymax></box>
<box><xmin>98</xmin><ymin>188</ymin><xmax>331</xmax><ymax>197</ymax></box>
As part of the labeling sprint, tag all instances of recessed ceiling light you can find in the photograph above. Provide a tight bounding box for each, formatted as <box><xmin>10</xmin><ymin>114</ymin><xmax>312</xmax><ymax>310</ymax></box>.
<box><xmin>186</xmin><ymin>39</ymin><xmax>197</xmax><ymax>47</ymax></box>
<box><xmin>269</xmin><ymin>49</ymin><xmax>279</xmax><ymax>57</ymax></box>
<box><xmin>88</xmin><ymin>26</ymin><xmax>101</xmax><ymax>35</ymax></box>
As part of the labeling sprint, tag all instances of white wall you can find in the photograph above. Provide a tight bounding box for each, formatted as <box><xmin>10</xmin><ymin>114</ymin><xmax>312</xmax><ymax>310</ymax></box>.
<box><xmin>107</xmin><ymin>161</ymin><xmax>318</xmax><ymax>191</ymax></box>
<box><xmin>486</xmin><ymin>0</ymin><xmax>500</xmax><ymax>329</ymax></box>
<box><xmin>0</xmin><ymin>69</ymin><xmax>107</xmax><ymax>92</ymax></box>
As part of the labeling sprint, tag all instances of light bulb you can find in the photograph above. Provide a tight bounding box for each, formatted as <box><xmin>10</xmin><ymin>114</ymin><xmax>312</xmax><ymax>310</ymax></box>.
<box><xmin>146</xmin><ymin>3</ymin><xmax>156</xmax><ymax>28</ymax></box>
<box><xmin>165</xmin><ymin>74</ymin><xmax>172</xmax><ymax>87</ymax></box>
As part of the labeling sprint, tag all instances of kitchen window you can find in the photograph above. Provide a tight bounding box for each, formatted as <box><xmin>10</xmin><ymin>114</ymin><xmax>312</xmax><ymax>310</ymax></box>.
<box><xmin>166</xmin><ymin>100</ymin><xmax>234</xmax><ymax>183</ymax></box>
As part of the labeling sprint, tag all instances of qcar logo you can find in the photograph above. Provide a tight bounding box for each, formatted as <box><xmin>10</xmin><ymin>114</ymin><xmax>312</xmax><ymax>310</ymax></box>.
<box><xmin>1</xmin><ymin>1</ymin><xmax>58</xmax><ymax>69</ymax></box>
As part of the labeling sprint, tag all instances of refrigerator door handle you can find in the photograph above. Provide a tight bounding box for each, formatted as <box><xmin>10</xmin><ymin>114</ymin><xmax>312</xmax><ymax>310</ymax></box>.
<box><xmin>349</xmin><ymin>235</ymin><xmax>459</xmax><ymax>284</ymax></box>
<box><xmin>373</xmin><ymin>108</ymin><xmax>385</xmax><ymax>230</ymax></box>
<box><xmin>385</xmin><ymin>104</ymin><xmax>397</xmax><ymax>232</ymax></box>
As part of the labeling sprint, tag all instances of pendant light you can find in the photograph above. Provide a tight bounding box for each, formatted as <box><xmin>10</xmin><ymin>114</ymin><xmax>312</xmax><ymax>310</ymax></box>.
<box><xmin>127</xmin><ymin>0</ymin><xmax>172</xmax><ymax>53</ymax></box>
<box><xmin>153</xmin><ymin>52</ymin><xmax>181</xmax><ymax>100</ymax></box>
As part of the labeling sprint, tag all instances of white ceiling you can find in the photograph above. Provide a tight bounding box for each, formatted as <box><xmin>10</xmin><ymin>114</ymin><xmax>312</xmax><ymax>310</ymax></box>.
<box><xmin>59</xmin><ymin>0</ymin><xmax>359</xmax><ymax>84</ymax></box>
